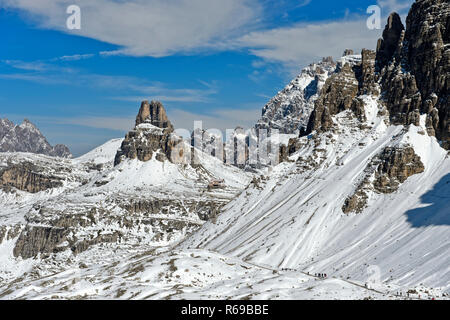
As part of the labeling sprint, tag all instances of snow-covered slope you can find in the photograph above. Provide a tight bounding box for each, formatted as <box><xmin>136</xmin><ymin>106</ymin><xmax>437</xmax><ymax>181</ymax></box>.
<box><xmin>183</xmin><ymin>96</ymin><xmax>450</xmax><ymax>295</ymax></box>
<box><xmin>0</xmin><ymin>135</ymin><xmax>252</xmax><ymax>290</ymax></box>
<box><xmin>2</xmin><ymin>94</ymin><xmax>447</xmax><ymax>300</ymax></box>
<box><xmin>74</xmin><ymin>138</ymin><xmax>123</xmax><ymax>166</ymax></box>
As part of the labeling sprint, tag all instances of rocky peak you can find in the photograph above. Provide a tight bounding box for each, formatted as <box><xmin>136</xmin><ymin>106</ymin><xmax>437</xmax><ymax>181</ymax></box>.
<box><xmin>135</xmin><ymin>100</ymin><xmax>173</xmax><ymax>131</ymax></box>
<box><xmin>377</xmin><ymin>0</ymin><xmax>449</xmax><ymax>149</ymax></box>
<box><xmin>0</xmin><ymin>118</ymin><xmax>14</xmax><ymax>137</ymax></box>
<box><xmin>376</xmin><ymin>12</ymin><xmax>405</xmax><ymax>71</ymax></box>
<box><xmin>343</xmin><ymin>49</ymin><xmax>354</xmax><ymax>56</ymax></box>
<box><xmin>114</xmin><ymin>101</ymin><xmax>181</xmax><ymax>166</ymax></box>
<box><xmin>256</xmin><ymin>57</ymin><xmax>336</xmax><ymax>135</ymax></box>
<box><xmin>307</xmin><ymin>54</ymin><xmax>362</xmax><ymax>133</ymax></box>
<box><xmin>0</xmin><ymin>117</ymin><xmax>72</xmax><ymax>158</ymax></box>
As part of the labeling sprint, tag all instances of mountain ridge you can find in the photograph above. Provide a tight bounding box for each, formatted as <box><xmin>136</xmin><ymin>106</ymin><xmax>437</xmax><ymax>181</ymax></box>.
<box><xmin>0</xmin><ymin>118</ymin><xmax>72</xmax><ymax>158</ymax></box>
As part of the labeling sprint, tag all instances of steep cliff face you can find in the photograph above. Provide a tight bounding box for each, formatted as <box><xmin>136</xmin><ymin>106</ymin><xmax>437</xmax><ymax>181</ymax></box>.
<box><xmin>256</xmin><ymin>57</ymin><xmax>336</xmax><ymax>135</ymax></box>
<box><xmin>377</xmin><ymin>0</ymin><xmax>449</xmax><ymax>149</ymax></box>
<box><xmin>0</xmin><ymin>118</ymin><xmax>72</xmax><ymax>158</ymax></box>
<box><xmin>307</xmin><ymin>55</ymin><xmax>362</xmax><ymax>133</ymax></box>
<box><xmin>114</xmin><ymin>100</ymin><xmax>182</xmax><ymax>166</ymax></box>
<box><xmin>0</xmin><ymin>162</ymin><xmax>64</xmax><ymax>193</ymax></box>
<box><xmin>135</xmin><ymin>100</ymin><xmax>174</xmax><ymax>130</ymax></box>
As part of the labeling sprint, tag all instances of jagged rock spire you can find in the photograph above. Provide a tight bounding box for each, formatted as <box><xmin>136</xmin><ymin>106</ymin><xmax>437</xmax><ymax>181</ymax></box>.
<box><xmin>135</xmin><ymin>100</ymin><xmax>173</xmax><ymax>130</ymax></box>
<box><xmin>376</xmin><ymin>12</ymin><xmax>405</xmax><ymax>71</ymax></box>
<box><xmin>114</xmin><ymin>100</ymin><xmax>181</xmax><ymax>166</ymax></box>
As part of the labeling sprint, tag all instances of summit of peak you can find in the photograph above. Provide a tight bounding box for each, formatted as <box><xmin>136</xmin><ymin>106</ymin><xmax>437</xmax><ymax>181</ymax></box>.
<box><xmin>135</xmin><ymin>100</ymin><xmax>173</xmax><ymax>130</ymax></box>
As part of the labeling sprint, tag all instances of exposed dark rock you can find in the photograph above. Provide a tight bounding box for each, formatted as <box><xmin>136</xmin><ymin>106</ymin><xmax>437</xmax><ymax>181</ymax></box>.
<box><xmin>71</xmin><ymin>231</ymin><xmax>122</xmax><ymax>255</ymax></box>
<box><xmin>0</xmin><ymin>225</ymin><xmax>23</xmax><ymax>244</ymax></box>
<box><xmin>135</xmin><ymin>100</ymin><xmax>173</xmax><ymax>130</ymax></box>
<box><xmin>0</xmin><ymin>162</ymin><xmax>63</xmax><ymax>193</ymax></box>
<box><xmin>376</xmin><ymin>13</ymin><xmax>405</xmax><ymax>71</ymax></box>
<box><xmin>13</xmin><ymin>226</ymin><xmax>68</xmax><ymax>259</ymax></box>
<box><xmin>256</xmin><ymin>57</ymin><xmax>336</xmax><ymax>134</ymax></box>
<box><xmin>343</xmin><ymin>49</ymin><xmax>354</xmax><ymax>56</ymax></box>
<box><xmin>114</xmin><ymin>100</ymin><xmax>182</xmax><ymax>166</ymax></box>
<box><xmin>359</xmin><ymin>49</ymin><xmax>378</xmax><ymax>96</ymax></box>
<box><xmin>119</xmin><ymin>198</ymin><xmax>222</xmax><ymax>221</ymax></box>
<box><xmin>307</xmin><ymin>60</ymin><xmax>361</xmax><ymax>133</ymax></box>
<box><xmin>377</xmin><ymin>1</ymin><xmax>449</xmax><ymax>149</ymax></box>
<box><xmin>373</xmin><ymin>146</ymin><xmax>425</xmax><ymax>193</ymax></box>
<box><xmin>343</xmin><ymin>145</ymin><xmax>425</xmax><ymax>213</ymax></box>
<box><xmin>342</xmin><ymin>182</ymin><xmax>369</xmax><ymax>214</ymax></box>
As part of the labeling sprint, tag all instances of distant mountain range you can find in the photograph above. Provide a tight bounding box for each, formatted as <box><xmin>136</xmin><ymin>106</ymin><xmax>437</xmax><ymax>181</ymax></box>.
<box><xmin>0</xmin><ymin>118</ymin><xmax>71</xmax><ymax>158</ymax></box>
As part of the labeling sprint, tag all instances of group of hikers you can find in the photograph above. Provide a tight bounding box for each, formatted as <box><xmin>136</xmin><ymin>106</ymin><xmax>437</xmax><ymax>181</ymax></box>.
<box><xmin>315</xmin><ymin>273</ymin><xmax>327</xmax><ymax>279</ymax></box>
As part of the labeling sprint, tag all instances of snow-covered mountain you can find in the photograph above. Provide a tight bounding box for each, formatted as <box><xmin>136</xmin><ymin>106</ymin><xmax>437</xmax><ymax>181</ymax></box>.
<box><xmin>256</xmin><ymin>57</ymin><xmax>336</xmax><ymax>135</ymax></box>
<box><xmin>0</xmin><ymin>118</ymin><xmax>71</xmax><ymax>158</ymax></box>
<box><xmin>0</xmin><ymin>102</ymin><xmax>252</xmax><ymax>296</ymax></box>
<box><xmin>0</xmin><ymin>0</ymin><xmax>448</xmax><ymax>300</ymax></box>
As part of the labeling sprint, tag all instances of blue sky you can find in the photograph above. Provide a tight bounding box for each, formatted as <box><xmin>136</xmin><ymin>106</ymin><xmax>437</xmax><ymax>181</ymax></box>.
<box><xmin>0</xmin><ymin>0</ymin><xmax>413</xmax><ymax>156</ymax></box>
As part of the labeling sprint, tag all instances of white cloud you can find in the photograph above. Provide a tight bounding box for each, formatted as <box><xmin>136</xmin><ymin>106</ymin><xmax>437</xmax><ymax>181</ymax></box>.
<box><xmin>54</xmin><ymin>53</ymin><xmax>95</xmax><ymax>61</ymax></box>
<box><xmin>1</xmin><ymin>0</ymin><xmax>262</xmax><ymax>57</ymax></box>
<box><xmin>235</xmin><ymin>18</ymin><xmax>383</xmax><ymax>71</ymax></box>
<box><xmin>1</xmin><ymin>0</ymin><xmax>416</xmax><ymax>74</ymax></box>
<box><xmin>3</xmin><ymin>60</ymin><xmax>52</xmax><ymax>71</ymax></box>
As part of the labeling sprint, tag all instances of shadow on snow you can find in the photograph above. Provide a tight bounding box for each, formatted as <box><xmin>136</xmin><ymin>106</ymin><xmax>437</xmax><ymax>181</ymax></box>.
<box><xmin>405</xmin><ymin>173</ymin><xmax>450</xmax><ymax>227</ymax></box>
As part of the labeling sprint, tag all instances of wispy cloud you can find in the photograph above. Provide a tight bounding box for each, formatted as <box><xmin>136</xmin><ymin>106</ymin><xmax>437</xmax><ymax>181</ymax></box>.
<box><xmin>52</xmin><ymin>53</ymin><xmax>96</xmax><ymax>61</ymax></box>
<box><xmin>3</xmin><ymin>60</ymin><xmax>52</xmax><ymax>72</ymax></box>
<box><xmin>297</xmin><ymin>0</ymin><xmax>312</xmax><ymax>8</ymax></box>
<box><xmin>1</xmin><ymin>59</ymin><xmax>218</xmax><ymax>104</ymax></box>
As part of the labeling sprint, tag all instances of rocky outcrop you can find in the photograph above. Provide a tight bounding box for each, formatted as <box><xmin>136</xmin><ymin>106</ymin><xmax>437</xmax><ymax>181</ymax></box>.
<box><xmin>342</xmin><ymin>181</ymin><xmax>369</xmax><ymax>214</ymax></box>
<box><xmin>256</xmin><ymin>57</ymin><xmax>336</xmax><ymax>135</ymax></box>
<box><xmin>71</xmin><ymin>231</ymin><xmax>122</xmax><ymax>255</ymax></box>
<box><xmin>307</xmin><ymin>57</ymin><xmax>361</xmax><ymax>133</ymax></box>
<box><xmin>0</xmin><ymin>118</ymin><xmax>72</xmax><ymax>158</ymax></box>
<box><xmin>114</xmin><ymin>101</ymin><xmax>182</xmax><ymax>166</ymax></box>
<box><xmin>119</xmin><ymin>198</ymin><xmax>221</xmax><ymax>220</ymax></box>
<box><xmin>135</xmin><ymin>100</ymin><xmax>174</xmax><ymax>130</ymax></box>
<box><xmin>359</xmin><ymin>49</ymin><xmax>378</xmax><ymax>96</ymax></box>
<box><xmin>13</xmin><ymin>226</ymin><xmax>68</xmax><ymax>259</ymax></box>
<box><xmin>343</xmin><ymin>146</ymin><xmax>425</xmax><ymax>213</ymax></box>
<box><xmin>0</xmin><ymin>225</ymin><xmax>23</xmax><ymax>244</ymax></box>
<box><xmin>376</xmin><ymin>13</ymin><xmax>405</xmax><ymax>71</ymax></box>
<box><xmin>0</xmin><ymin>162</ymin><xmax>63</xmax><ymax>193</ymax></box>
<box><xmin>377</xmin><ymin>1</ymin><xmax>449</xmax><ymax>149</ymax></box>
<box><xmin>373</xmin><ymin>146</ymin><xmax>425</xmax><ymax>193</ymax></box>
